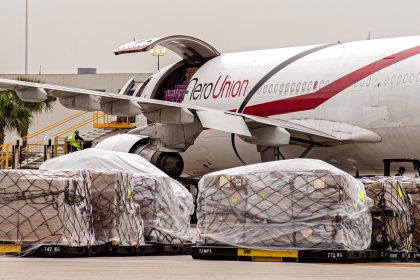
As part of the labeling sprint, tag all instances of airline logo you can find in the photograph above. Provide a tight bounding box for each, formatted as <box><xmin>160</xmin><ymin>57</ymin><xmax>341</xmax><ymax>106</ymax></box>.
<box><xmin>187</xmin><ymin>75</ymin><xmax>249</xmax><ymax>100</ymax></box>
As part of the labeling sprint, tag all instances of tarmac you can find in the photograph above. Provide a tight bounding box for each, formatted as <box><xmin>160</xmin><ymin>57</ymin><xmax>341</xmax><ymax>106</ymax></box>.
<box><xmin>1</xmin><ymin>256</ymin><xmax>420</xmax><ymax>280</ymax></box>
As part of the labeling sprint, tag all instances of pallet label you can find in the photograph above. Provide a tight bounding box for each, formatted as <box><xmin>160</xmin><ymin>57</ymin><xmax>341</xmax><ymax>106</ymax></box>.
<box><xmin>41</xmin><ymin>246</ymin><xmax>62</xmax><ymax>253</ymax></box>
<box><xmin>327</xmin><ymin>252</ymin><xmax>344</xmax><ymax>259</ymax></box>
<box><xmin>198</xmin><ymin>248</ymin><xmax>213</xmax><ymax>254</ymax></box>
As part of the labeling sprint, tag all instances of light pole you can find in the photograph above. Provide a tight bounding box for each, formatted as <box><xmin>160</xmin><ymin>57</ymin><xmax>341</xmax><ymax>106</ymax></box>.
<box><xmin>149</xmin><ymin>48</ymin><xmax>166</xmax><ymax>70</ymax></box>
<box><xmin>25</xmin><ymin>0</ymin><xmax>28</xmax><ymax>74</ymax></box>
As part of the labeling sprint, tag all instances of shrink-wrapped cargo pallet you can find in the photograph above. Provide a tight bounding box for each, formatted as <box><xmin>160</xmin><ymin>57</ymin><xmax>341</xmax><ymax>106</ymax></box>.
<box><xmin>89</xmin><ymin>170</ymin><xmax>144</xmax><ymax>246</ymax></box>
<box><xmin>0</xmin><ymin>169</ymin><xmax>92</xmax><ymax>247</ymax></box>
<box><xmin>395</xmin><ymin>178</ymin><xmax>420</xmax><ymax>251</ymax></box>
<box><xmin>197</xmin><ymin>159</ymin><xmax>372</xmax><ymax>250</ymax></box>
<box><xmin>131</xmin><ymin>174</ymin><xmax>193</xmax><ymax>244</ymax></box>
<box><xmin>360</xmin><ymin>177</ymin><xmax>414</xmax><ymax>251</ymax></box>
<box><xmin>40</xmin><ymin>149</ymin><xmax>194</xmax><ymax>245</ymax></box>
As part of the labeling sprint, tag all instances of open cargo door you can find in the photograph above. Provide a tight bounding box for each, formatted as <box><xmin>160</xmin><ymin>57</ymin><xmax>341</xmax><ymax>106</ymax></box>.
<box><xmin>113</xmin><ymin>35</ymin><xmax>220</xmax><ymax>62</ymax></box>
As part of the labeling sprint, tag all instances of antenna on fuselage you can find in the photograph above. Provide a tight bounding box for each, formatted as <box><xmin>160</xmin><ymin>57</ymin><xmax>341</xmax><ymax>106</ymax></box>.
<box><xmin>366</xmin><ymin>30</ymin><xmax>372</xmax><ymax>40</ymax></box>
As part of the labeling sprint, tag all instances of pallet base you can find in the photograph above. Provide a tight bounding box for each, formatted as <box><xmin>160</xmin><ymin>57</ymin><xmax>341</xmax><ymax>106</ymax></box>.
<box><xmin>192</xmin><ymin>246</ymin><xmax>420</xmax><ymax>263</ymax></box>
<box><xmin>0</xmin><ymin>242</ymin><xmax>194</xmax><ymax>257</ymax></box>
<box><xmin>151</xmin><ymin>242</ymin><xmax>194</xmax><ymax>256</ymax></box>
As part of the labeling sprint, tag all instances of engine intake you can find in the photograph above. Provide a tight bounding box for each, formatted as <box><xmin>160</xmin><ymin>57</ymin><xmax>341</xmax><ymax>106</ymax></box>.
<box><xmin>96</xmin><ymin>134</ymin><xmax>185</xmax><ymax>179</ymax></box>
<box><xmin>133</xmin><ymin>144</ymin><xmax>184</xmax><ymax>179</ymax></box>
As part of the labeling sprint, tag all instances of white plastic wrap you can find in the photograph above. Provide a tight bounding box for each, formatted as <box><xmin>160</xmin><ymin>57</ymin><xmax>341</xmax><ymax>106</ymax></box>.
<box><xmin>131</xmin><ymin>175</ymin><xmax>193</xmax><ymax>243</ymax></box>
<box><xmin>197</xmin><ymin>159</ymin><xmax>372</xmax><ymax>250</ymax></box>
<box><xmin>40</xmin><ymin>149</ymin><xmax>194</xmax><ymax>244</ymax></box>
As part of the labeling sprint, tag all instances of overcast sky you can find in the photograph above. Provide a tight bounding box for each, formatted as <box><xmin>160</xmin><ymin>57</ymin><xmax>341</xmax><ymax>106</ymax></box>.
<box><xmin>1</xmin><ymin>0</ymin><xmax>420</xmax><ymax>74</ymax></box>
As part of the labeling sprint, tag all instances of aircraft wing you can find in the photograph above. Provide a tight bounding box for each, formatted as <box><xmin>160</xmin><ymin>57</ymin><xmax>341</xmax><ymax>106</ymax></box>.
<box><xmin>0</xmin><ymin>78</ymin><xmax>381</xmax><ymax>146</ymax></box>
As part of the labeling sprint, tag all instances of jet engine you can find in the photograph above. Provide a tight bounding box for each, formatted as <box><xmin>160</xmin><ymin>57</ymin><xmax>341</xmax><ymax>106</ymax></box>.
<box><xmin>95</xmin><ymin>122</ymin><xmax>202</xmax><ymax>179</ymax></box>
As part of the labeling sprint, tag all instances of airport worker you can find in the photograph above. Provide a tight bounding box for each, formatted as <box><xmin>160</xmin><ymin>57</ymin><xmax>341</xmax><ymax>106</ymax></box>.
<box><xmin>395</xmin><ymin>166</ymin><xmax>406</xmax><ymax>176</ymax></box>
<box><xmin>67</xmin><ymin>130</ymin><xmax>84</xmax><ymax>152</ymax></box>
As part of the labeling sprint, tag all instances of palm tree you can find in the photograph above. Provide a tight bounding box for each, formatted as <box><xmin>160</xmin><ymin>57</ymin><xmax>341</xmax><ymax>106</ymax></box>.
<box><xmin>16</xmin><ymin>76</ymin><xmax>55</xmax><ymax>147</ymax></box>
<box><xmin>0</xmin><ymin>90</ymin><xmax>31</xmax><ymax>145</ymax></box>
<box><xmin>0</xmin><ymin>76</ymin><xmax>55</xmax><ymax>147</ymax></box>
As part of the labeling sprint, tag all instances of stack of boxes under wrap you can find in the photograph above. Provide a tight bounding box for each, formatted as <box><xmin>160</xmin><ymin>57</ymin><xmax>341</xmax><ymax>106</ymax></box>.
<box><xmin>360</xmin><ymin>177</ymin><xmax>414</xmax><ymax>251</ymax></box>
<box><xmin>131</xmin><ymin>174</ymin><xmax>193</xmax><ymax>244</ymax></box>
<box><xmin>197</xmin><ymin>159</ymin><xmax>372</xmax><ymax>250</ymax></box>
<box><xmin>406</xmin><ymin>180</ymin><xmax>420</xmax><ymax>251</ymax></box>
<box><xmin>391</xmin><ymin>177</ymin><xmax>420</xmax><ymax>251</ymax></box>
<box><xmin>0</xmin><ymin>170</ymin><xmax>92</xmax><ymax>247</ymax></box>
<box><xmin>88</xmin><ymin>170</ymin><xmax>144</xmax><ymax>246</ymax></box>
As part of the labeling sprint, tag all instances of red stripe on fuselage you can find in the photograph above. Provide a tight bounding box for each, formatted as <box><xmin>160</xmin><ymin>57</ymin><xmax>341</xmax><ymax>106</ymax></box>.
<box><xmin>242</xmin><ymin>45</ymin><xmax>420</xmax><ymax>117</ymax></box>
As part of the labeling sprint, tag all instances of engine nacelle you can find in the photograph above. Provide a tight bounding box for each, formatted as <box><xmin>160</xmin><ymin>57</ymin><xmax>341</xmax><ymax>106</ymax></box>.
<box><xmin>96</xmin><ymin>134</ymin><xmax>184</xmax><ymax>178</ymax></box>
<box><xmin>132</xmin><ymin>144</ymin><xmax>184</xmax><ymax>179</ymax></box>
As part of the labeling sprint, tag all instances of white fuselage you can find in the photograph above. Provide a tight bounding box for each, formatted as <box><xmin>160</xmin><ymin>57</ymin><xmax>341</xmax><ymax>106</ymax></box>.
<box><xmin>169</xmin><ymin>36</ymin><xmax>420</xmax><ymax>176</ymax></box>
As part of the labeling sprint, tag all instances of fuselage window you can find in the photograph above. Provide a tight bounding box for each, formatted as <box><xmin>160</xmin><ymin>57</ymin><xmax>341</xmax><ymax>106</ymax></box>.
<box><xmin>279</xmin><ymin>83</ymin><xmax>284</xmax><ymax>94</ymax></box>
<box><xmin>308</xmin><ymin>81</ymin><xmax>313</xmax><ymax>91</ymax></box>
<box><xmin>397</xmin><ymin>75</ymin><xmax>402</xmax><ymax>84</ymax></box>
<box><xmin>366</xmin><ymin>76</ymin><xmax>371</xmax><ymax>87</ymax></box>
<box><xmin>274</xmin><ymin>84</ymin><xmax>279</xmax><ymax>93</ymax></box>
<box><xmin>268</xmin><ymin>84</ymin><xmax>273</xmax><ymax>93</ymax></box>
<box><xmin>410</xmin><ymin>73</ymin><xmax>415</xmax><ymax>83</ymax></box>
<box><xmin>290</xmin><ymin>83</ymin><xmax>296</xmax><ymax>94</ymax></box>
<box><xmin>417</xmin><ymin>73</ymin><xmax>420</xmax><ymax>82</ymax></box>
<box><xmin>403</xmin><ymin>74</ymin><xmax>408</xmax><ymax>83</ymax></box>
<box><xmin>285</xmin><ymin>83</ymin><xmax>290</xmax><ymax>94</ymax></box>
<box><xmin>391</xmin><ymin>75</ymin><xmax>396</xmax><ymax>85</ymax></box>
<box><xmin>263</xmin><ymin>84</ymin><xmax>268</xmax><ymax>93</ymax></box>
<box><xmin>296</xmin><ymin>82</ymin><xmax>301</xmax><ymax>93</ymax></box>
<box><xmin>325</xmin><ymin>80</ymin><xmax>330</xmax><ymax>86</ymax></box>
<box><xmin>384</xmin><ymin>76</ymin><xmax>389</xmax><ymax>85</ymax></box>
<box><xmin>359</xmin><ymin>80</ymin><xmax>364</xmax><ymax>87</ymax></box>
<box><xmin>302</xmin><ymin>82</ymin><xmax>307</xmax><ymax>92</ymax></box>
<box><xmin>319</xmin><ymin>81</ymin><xmax>324</xmax><ymax>88</ymax></box>
<box><xmin>313</xmin><ymin>81</ymin><xmax>318</xmax><ymax>90</ymax></box>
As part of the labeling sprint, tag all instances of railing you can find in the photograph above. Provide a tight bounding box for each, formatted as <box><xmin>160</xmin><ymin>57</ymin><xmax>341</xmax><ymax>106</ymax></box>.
<box><xmin>0</xmin><ymin>144</ymin><xmax>11</xmax><ymax>169</ymax></box>
<box><xmin>20</xmin><ymin>111</ymin><xmax>89</xmax><ymax>155</ymax></box>
<box><xmin>93</xmin><ymin>112</ymin><xmax>135</xmax><ymax>129</ymax></box>
<box><xmin>53</xmin><ymin>112</ymin><xmax>105</xmax><ymax>157</ymax></box>
<box><xmin>2</xmin><ymin>109</ymin><xmax>137</xmax><ymax>168</ymax></box>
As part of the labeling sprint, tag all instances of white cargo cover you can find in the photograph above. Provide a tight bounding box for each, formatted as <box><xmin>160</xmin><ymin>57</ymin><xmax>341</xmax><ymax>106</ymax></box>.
<box><xmin>40</xmin><ymin>149</ymin><xmax>194</xmax><ymax>244</ymax></box>
<box><xmin>197</xmin><ymin>159</ymin><xmax>373</xmax><ymax>250</ymax></box>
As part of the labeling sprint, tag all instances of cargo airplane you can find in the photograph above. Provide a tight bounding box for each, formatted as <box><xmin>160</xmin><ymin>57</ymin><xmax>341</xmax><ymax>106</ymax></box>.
<box><xmin>1</xmin><ymin>35</ymin><xmax>420</xmax><ymax>178</ymax></box>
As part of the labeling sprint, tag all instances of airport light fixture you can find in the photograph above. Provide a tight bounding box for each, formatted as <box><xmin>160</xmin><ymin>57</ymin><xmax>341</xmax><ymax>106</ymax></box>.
<box><xmin>149</xmin><ymin>48</ymin><xmax>166</xmax><ymax>70</ymax></box>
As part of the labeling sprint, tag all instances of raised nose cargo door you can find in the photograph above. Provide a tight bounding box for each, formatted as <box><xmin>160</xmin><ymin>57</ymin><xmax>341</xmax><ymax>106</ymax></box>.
<box><xmin>113</xmin><ymin>35</ymin><xmax>220</xmax><ymax>62</ymax></box>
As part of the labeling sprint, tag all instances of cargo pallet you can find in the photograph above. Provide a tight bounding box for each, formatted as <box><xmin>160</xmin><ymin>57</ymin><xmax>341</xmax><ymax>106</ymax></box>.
<box><xmin>150</xmin><ymin>242</ymin><xmax>194</xmax><ymax>256</ymax></box>
<box><xmin>0</xmin><ymin>241</ymin><xmax>193</xmax><ymax>257</ymax></box>
<box><xmin>192</xmin><ymin>246</ymin><xmax>420</xmax><ymax>263</ymax></box>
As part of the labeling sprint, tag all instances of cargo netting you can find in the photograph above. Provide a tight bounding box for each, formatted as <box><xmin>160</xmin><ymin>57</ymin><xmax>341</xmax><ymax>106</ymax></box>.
<box><xmin>89</xmin><ymin>170</ymin><xmax>143</xmax><ymax>246</ymax></box>
<box><xmin>0</xmin><ymin>170</ymin><xmax>93</xmax><ymax>250</ymax></box>
<box><xmin>403</xmin><ymin>179</ymin><xmax>420</xmax><ymax>251</ymax></box>
<box><xmin>40</xmin><ymin>148</ymin><xmax>194</xmax><ymax>244</ymax></box>
<box><xmin>197</xmin><ymin>159</ymin><xmax>372</xmax><ymax>250</ymax></box>
<box><xmin>360</xmin><ymin>177</ymin><xmax>414</xmax><ymax>251</ymax></box>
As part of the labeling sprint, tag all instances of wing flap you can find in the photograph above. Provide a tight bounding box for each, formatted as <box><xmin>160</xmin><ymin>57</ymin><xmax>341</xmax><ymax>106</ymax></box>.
<box><xmin>196</xmin><ymin>110</ymin><xmax>252</xmax><ymax>137</ymax></box>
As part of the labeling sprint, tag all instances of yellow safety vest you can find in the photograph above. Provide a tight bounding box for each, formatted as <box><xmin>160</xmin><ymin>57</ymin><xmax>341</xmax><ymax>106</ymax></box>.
<box><xmin>68</xmin><ymin>133</ymin><xmax>79</xmax><ymax>148</ymax></box>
